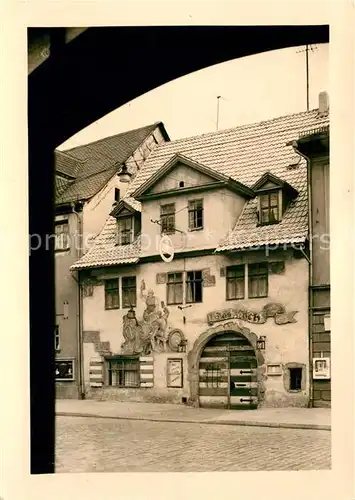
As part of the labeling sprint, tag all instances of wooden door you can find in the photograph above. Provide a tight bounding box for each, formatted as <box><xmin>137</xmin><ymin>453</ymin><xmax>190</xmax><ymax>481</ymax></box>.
<box><xmin>198</xmin><ymin>332</ymin><xmax>258</xmax><ymax>410</ymax></box>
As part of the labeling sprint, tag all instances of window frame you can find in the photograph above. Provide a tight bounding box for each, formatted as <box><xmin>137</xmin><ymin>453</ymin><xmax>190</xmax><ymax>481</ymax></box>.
<box><xmin>248</xmin><ymin>262</ymin><xmax>268</xmax><ymax>299</ymax></box>
<box><xmin>188</xmin><ymin>198</ymin><xmax>204</xmax><ymax>231</ymax></box>
<box><xmin>186</xmin><ymin>270</ymin><xmax>203</xmax><ymax>304</ymax></box>
<box><xmin>54</xmin><ymin>325</ymin><xmax>60</xmax><ymax>351</ymax></box>
<box><xmin>160</xmin><ymin>203</ymin><xmax>176</xmax><ymax>234</ymax></box>
<box><xmin>118</xmin><ymin>216</ymin><xmax>134</xmax><ymax>245</ymax></box>
<box><xmin>55</xmin><ymin>220</ymin><xmax>70</xmax><ymax>251</ymax></box>
<box><xmin>167</xmin><ymin>272</ymin><xmax>183</xmax><ymax>305</ymax></box>
<box><xmin>226</xmin><ymin>265</ymin><xmax>245</xmax><ymax>300</ymax></box>
<box><xmin>121</xmin><ymin>276</ymin><xmax>137</xmax><ymax>308</ymax></box>
<box><xmin>259</xmin><ymin>190</ymin><xmax>280</xmax><ymax>225</ymax></box>
<box><xmin>107</xmin><ymin>356</ymin><xmax>140</xmax><ymax>388</ymax></box>
<box><xmin>104</xmin><ymin>278</ymin><xmax>120</xmax><ymax>310</ymax></box>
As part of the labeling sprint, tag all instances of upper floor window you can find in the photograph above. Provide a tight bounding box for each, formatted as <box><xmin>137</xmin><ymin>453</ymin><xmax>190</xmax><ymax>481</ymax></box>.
<box><xmin>188</xmin><ymin>199</ymin><xmax>203</xmax><ymax>230</ymax></box>
<box><xmin>114</xmin><ymin>188</ymin><xmax>120</xmax><ymax>202</ymax></box>
<box><xmin>118</xmin><ymin>217</ymin><xmax>133</xmax><ymax>245</ymax></box>
<box><xmin>122</xmin><ymin>276</ymin><xmax>137</xmax><ymax>308</ymax></box>
<box><xmin>160</xmin><ymin>203</ymin><xmax>175</xmax><ymax>234</ymax></box>
<box><xmin>186</xmin><ymin>270</ymin><xmax>203</xmax><ymax>303</ymax></box>
<box><xmin>105</xmin><ymin>279</ymin><xmax>120</xmax><ymax>310</ymax></box>
<box><xmin>259</xmin><ymin>191</ymin><xmax>280</xmax><ymax>225</ymax></box>
<box><xmin>226</xmin><ymin>265</ymin><xmax>245</xmax><ymax>300</ymax></box>
<box><xmin>167</xmin><ymin>272</ymin><xmax>183</xmax><ymax>305</ymax></box>
<box><xmin>55</xmin><ymin>221</ymin><xmax>70</xmax><ymax>251</ymax></box>
<box><xmin>248</xmin><ymin>263</ymin><xmax>268</xmax><ymax>298</ymax></box>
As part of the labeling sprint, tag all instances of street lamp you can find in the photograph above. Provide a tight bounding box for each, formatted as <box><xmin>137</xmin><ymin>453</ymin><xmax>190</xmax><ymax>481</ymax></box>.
<box><xmin>178</xmin><ymin>339</ymin><xmax>188</xmax><ymax>353</ymax></box>
<box><xmin>118</xmin><ymin>164</ymin><xmax>132</xmax><ymax>183</ymax></box>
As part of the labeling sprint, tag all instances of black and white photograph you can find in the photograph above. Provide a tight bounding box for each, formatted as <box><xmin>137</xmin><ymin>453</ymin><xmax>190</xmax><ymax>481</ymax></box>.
<box><xmin>1</xmin><ymin>3</ymin><xmax>354</xmax><ymax>500</ymax></box>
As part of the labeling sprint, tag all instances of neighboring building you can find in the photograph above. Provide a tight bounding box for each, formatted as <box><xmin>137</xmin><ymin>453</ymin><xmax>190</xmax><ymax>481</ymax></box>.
<box><xmin>291</xmin><ymin>93</ymin><xmax>330</xmax><ymax>408</ymax></box>
<box><xmin>71</xmin><ymin>102</ymin><xmax>329</xmax><ymax>409</ymax></box>
<box><xmin>54</xmin><ymin>122</ymin><xmax>170</xmax><ymax>399</ymax></box>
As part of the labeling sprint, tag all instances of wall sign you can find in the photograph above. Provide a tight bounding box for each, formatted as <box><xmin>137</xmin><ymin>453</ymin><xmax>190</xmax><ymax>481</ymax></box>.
<box><xmin>323</xmin><ymin>314</ymin><xmax>331</xmax><ymax>332</ymax></box>
<box><xmin>167</xmin><ymin>358</ymin><xmax>183</xmax><ymax>388</ymax></box>
<box><xmin>207</xmin><ymin>302</ymin><xmax>298</xmax><ymax>326</ymax></box>
<box><xmin>55</xmin><ymin>359</ymin><xmax>75</xmax><ymax>381</ymax></box>
<box><xmin>267</xmin><ymin>364</ymin><xmax>282</xmax><ymax>376</ymax></box>
<box><xmin>313</xmin><ymin>357</ymin><xmax>330</xmax><ymax>380</ymax></box>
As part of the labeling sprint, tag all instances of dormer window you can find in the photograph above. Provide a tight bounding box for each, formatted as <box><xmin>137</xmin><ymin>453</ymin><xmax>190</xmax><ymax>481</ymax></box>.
<box><xmin>253</xmin><ymin>172</ymin><xmax>299</xmax><ymax>226</ymax></box>
<box><xmin>259</xmin><ymin>191</ymin><xmax>280</xmax><ymax>225</ymax></box>
<box><xmin>118</xmin><ymin>217</ymin><xmax>133</xmax><ymax>245</ymax></box>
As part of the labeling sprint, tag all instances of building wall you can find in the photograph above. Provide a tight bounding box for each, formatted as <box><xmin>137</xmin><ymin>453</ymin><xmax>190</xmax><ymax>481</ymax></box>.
<box><xmin>82</xmin><ymin>250</ymin><xmax>309</xmax><ymax>407</ymax></box>
<box><xmin>141</xmin><ymin>187</ymin><xmax>245</xmax><ymax>257</ymax></box>
<box><xmin>55</xmin><ymin>212</ymin><xmax>81</xmax><ymax>399</ymax></box>
<box><xmin>55</xmin><ymin>126</ymin><xmax>167</xmax><ymax>399</ymax></box>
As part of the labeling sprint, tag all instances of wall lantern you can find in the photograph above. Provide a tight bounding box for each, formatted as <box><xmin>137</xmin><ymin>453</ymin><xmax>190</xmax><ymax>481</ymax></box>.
<box><xmin>256</xmin><ymin>335</ymin><xmax>266</xmax><ymax>350</ymax></box>
<box><xmin>177</xmin><ymin>339</ymin><xmax>188</xmax><ymax>353</ymax></box>
<box><xmin>118</xmin><ymin>164</ymin><xmax>132</xmax><ymax>183</ymax></box>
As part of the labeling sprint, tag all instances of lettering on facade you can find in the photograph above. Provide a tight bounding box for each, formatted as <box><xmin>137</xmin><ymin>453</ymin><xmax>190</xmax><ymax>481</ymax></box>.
<box><xmin>121</xmin><ymin>289</ymin><xmax>186</xmax><ymax>355</ymax></box>
<box><xmin>206</xmin><ymin>302</ymin><xmax>298</xmax><ymax>326</ymax></box>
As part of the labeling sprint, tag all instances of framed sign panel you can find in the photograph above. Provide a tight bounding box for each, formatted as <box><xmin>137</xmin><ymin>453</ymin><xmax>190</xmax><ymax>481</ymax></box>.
<box><xmin>312</xmin><ymin>357</ymin><xmax>330</xmax><ymax>380</ymax></box>
<box><xmin>55</xmin><ymin>359</ymin><xmax>75</xmax><ymax>381</ymax></box>
<box><xmin>167</xmin><ymin>358</ymin><xmax>183</xmax><ymax>388</ymax></box>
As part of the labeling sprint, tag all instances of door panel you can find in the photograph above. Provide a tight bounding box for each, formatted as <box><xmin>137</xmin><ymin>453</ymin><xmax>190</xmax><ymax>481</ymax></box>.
<box><xmin>198</xmin><ymin>331</ymin><xmax>259</xmax><ymax>410</ymax></box>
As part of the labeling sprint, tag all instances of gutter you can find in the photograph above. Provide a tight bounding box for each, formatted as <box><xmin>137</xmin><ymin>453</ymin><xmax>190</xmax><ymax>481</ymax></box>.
<box><xmin>289</xmin><ymin>142</ymin><xmax>314</xmax><ymax>409</ymax></box>
<box><xmin>71</xmin><ymin>202</ymin><xmax>85</xmax><ymax>400</ymax></box>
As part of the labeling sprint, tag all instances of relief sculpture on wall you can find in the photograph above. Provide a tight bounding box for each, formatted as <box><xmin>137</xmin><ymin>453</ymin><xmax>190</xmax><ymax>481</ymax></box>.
<box><xmin>207</xmin><ymin>302</ymin><xmax>298</xmax><ymax>326</ymax></box>
<box><xmin>121</xmin><ymin>281</ymin><xmax>186</xmax><ymax>355</ymax></box>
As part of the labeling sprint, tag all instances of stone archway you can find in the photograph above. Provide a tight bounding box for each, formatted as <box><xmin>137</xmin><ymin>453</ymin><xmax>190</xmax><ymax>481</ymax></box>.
<box><xmin>187</xmin><ymin>321</ymin><xmax>266</xmax><ymax>407</ymax></box>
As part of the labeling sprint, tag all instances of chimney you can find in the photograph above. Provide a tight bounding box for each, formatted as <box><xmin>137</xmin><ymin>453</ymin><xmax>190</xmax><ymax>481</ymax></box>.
<box><xmin>318</xmin><ymin>91</ymin><xmax>329</xmax><ymax>116</ymax></box>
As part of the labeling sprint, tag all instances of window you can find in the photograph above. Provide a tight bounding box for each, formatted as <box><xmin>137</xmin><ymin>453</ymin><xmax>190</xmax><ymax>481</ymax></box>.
<box><xmin>55</xmin><ymin>221</ymin><xmax>70</xmax><ymax>250</ymax></box>
<box><xmin>118</xmin><ymin>217</ymin><xmax>133</xmax><ymax>245</ymax></box>
<box><xmin>122</xmin><ymin>276</ymin><xmax>137</xmax><ymax>308</ymax></box>
<box><xmin>55</xmin><ymin>325</ymin><xmax>60</xmax><ymax>351</ymax></box>
<box><xmin>105</xmin><ymin>279</ymin><xmax>119</xmax><ymax>309</ymax></box>
<box><xmin>248</xmin><ymin>263</ymin><xmax>268</xmax><ymax>298</ymax></box>
<box><xmin>186</xmin><ymin>270</ymin><xmax>203</xmax><ymax>303</ymax></box>
<box><xmin>188</xmin><ymin>199</ymin><xmax>203</xmax><ymax>230</ymax></box>
<box><xmin>160</xmin><ymin>203</ymin><xmax>175</xmax><ymax>233</ymax></box>
<box><xmin>205</xmin><ymin>365</ymin><xmax>222</xmax><ymax>388</ymax></box>
<box><xmin>226</xmin><ymin>265</ymin><xmax>245</xmax><ymax>300</ymax></box>
<box><xmin>179</xmin><ymin>181</ymin><xmax>185</xmax><ymax>188</ymax></box>
<box><xmin>289</xmin><ymin>368</ymin><xmax>302</xmax><ymax>391</ymax></box>
<box><xmin>259</xmin><ymin>192</ymin><xmax>280</xmax><ymax>224</ymax></box>
<box><xmin>167</xmin><ymin>272</ymin><xmax>183</xmax><ymax>305</ymax></box>
<box><xmin>114</xmin><ymin>188</ymin><xmax>120</xmax><ymax>202</ymax></box>
<box><xmin>108</xmin><ymin>357</ymin><xmax>139</xmax><ymax>387</ymax></box>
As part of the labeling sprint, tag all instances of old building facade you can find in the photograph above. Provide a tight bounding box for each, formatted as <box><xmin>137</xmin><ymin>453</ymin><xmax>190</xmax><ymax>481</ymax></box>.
<box><xmin>54</xmin><ymin>122</ymin><xmax>169</xmax><ymax>399</ymax></box>
<box><xmin>292</xmin><ymin>95</ymin><xmax>330</xmax><ymax>407</ymax></box>
<box><xmin>72</xmin><ymin>103</ymin><xmax>329</xmax><ymax>409</ymax></box>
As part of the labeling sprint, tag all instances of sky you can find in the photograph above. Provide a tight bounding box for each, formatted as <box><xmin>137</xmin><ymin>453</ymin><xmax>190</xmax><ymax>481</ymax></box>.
<box><xmin>58</xmin><ymin>43</ymin><xmax>329</xmax><ymax>150</ymax></box>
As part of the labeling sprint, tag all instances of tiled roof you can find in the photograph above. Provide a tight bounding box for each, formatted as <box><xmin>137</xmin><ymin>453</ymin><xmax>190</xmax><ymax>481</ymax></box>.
<box><xmin>55</xmin><ymin>123</ymin><xmax>166</xmax><ymax>205</ymax></box>
<box><xmin>70</xmin><ymin>216</ymin><xmax>141</xmax><ymax>270</ymax></box>
<box><xmin>71</xmin><ymin>108</ymin><xmax>329</xmax><ymax>269</ymax></box>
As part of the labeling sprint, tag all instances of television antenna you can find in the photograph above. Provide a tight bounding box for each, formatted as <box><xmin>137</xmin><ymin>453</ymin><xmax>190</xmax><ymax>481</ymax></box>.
<box><xmin>297</xmin><ymin>45</ymin><xmax>318</xmax><ymax>111</ymax></box>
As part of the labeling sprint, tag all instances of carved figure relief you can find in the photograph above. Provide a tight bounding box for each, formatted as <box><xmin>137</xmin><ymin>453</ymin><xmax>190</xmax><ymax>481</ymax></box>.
<box><xmin>121</xmin><ymin>284</ymin><xmax>186</xmax><ymax>355</ymax></box>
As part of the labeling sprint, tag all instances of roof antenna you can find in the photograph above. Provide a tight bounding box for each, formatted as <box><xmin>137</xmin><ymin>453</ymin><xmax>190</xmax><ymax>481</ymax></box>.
<box><xmin>216</xmin><ymin>95</ymin><xmax>221</xmax><ymax>131</ymax></box>
<box><xmin>297</xmin><ymin>45</ymin><xmax>318</xmax><ymax>111</ymax></box>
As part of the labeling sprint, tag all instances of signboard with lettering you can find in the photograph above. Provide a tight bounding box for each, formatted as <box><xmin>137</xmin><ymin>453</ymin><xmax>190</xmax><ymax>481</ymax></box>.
<box><xmin>207</xmin><ymin>302</ymin><xmax>298</xmax><ymax>326</ymax></box>
<box><xmin>55</xmin><ymin>359</ymin><xmax>75</xmax><ymax>381</ymax></box>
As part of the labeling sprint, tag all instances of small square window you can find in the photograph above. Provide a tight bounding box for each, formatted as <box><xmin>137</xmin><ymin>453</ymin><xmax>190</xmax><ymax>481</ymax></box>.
<box><xmin>122</xmin><ymin>276</ymin><xmax>137</xmax><ymax>308</ymax></box>
<box><xmin>188</xmin><ymin>199</ymin><xmax>203</xmax><ymax>230</ymax></box>
<box><xmin>167</xmin><ymin>272</ymin><xmax>183</xmax><ymax>305</ymax></box>
<box><xmin>160</xmin><ymin>204</ymin><xmax>175</xmax><ymax>234</ymax></box>
<box><xmin>289</xmin><ymin>368</ymin><xmax>302</xmax><ymax>391</ymax></box>
<box><xmin>108</xmin><ymin>356</ymin><xmax>140</xmax><ymax>387</ymax></box>
<box><xmin>186</xmin><ymin>270</ymin><xmax>203</xmax><ymax>303</ymax></box>
<box><xmin>105</xmin><ymin>279</ymin><xmax>119</xmax><ymax>309</ymax></box>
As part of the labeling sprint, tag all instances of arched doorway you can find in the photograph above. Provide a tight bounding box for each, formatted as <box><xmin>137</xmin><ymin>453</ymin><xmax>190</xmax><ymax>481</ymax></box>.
<box><xmin>198</xmin><ymin>331</ymin><xmax>258</xmax><ymax>410</ymax></box>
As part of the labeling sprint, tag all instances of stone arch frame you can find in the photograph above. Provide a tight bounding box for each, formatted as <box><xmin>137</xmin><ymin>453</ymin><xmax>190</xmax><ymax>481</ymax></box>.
<box><xmin>187</xmin><ymin>321</ymin><xmax>266</xmax><ymax>407</ymax></box>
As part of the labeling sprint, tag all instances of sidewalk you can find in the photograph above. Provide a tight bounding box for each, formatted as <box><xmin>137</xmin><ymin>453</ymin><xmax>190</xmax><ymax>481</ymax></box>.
<box><xmin>56</xmin><ymin>399</ymin><xmax>331</xmax><ymax>431</ymax></box>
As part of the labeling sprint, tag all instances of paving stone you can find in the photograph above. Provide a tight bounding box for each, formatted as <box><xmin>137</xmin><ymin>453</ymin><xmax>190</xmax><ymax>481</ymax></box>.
<box><xmin>55</xmin><ymin>416</ymin><xmax>331</xmax><ymax>473</ymax></box>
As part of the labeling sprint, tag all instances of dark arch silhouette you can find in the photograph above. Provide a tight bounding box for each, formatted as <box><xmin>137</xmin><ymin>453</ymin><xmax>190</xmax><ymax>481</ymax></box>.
<box><xmin>28</xmin><ymin>26</ymin><xmax>328</xmax><ymax>474</ymax></box>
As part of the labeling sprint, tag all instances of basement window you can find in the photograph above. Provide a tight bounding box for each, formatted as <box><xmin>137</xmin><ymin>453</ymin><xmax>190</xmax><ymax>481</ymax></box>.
<box><xmin>289</xmin><ymin>368</ymin><xmax>302</xmax><ymax>391</ymax></box>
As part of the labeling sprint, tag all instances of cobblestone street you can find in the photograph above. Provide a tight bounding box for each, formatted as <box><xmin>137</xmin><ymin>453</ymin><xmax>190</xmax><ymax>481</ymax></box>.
<box><xmin>56</xmin><ymin>416</ymin><xmax>331</xmax><ymax>473</ymax></box>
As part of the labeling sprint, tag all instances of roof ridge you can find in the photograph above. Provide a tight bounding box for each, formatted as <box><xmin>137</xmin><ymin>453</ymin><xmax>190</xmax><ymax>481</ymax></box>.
<box><xmin>55</xmin><ymin>149</ymin><xmax>87</xmax><ymax>163</ymax></box>
<box><xmin>157</xmin><ymin>108</ymin><xmax>322</xmax><ymax>148</ymax></box>
<box><xmin>62</xmin><ymin>122</ymin><xmax>160</xmax><ymax>153</ymax></box>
